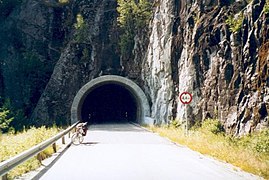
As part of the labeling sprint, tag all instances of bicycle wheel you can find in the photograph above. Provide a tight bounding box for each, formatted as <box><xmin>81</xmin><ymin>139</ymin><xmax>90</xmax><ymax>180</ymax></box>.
<box><xmin>71</xmin><ymin>132</ymin><xmax>83</xmax><ymax>145</ymax></box>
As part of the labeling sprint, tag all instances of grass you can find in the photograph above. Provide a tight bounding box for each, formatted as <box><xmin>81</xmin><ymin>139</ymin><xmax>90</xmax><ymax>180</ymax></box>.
<box><xmin>148</xmin><ymin>120</ymin><xmax>269</xmax><ymax>179</ymax></box>
<box><xmin>0</xmin><ymin>126</ymin><xmax>60</xmax><ymax>179</ymax></box>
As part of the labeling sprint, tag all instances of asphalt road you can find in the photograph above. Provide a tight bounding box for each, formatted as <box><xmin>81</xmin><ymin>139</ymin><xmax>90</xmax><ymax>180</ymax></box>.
<box><xmin>39</xmin><ymin>123</ymin><xmax>260</xmax><ymax>180</ymax></box>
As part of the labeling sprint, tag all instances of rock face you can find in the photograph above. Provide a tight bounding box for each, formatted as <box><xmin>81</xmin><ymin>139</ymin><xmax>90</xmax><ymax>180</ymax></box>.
<box><xmin>1</xmin><ymin>0</ymin><xmax>268</xmax><ymax>134</ymax></box>
<box><xmin>141</xmin><ymin>0</ymin><xmax>175</xmax><ymax>124</ymax></box>
<box><xmin>0</xmin><ymin>0</ymin><xmax>64</xmax><ymax>117</ymax></box>
<box><xmin>0</xmin><ymin>0</ymin><xmax>120</xmax><ymax>126</ymax></box>
<box><xmin>141</xmin><ymin>0</ymin><xmax>269</xmax><ymax>135</ymax></box>
<box><xmin>31</xmin><ymin>0</ymin><xmax>120</xmax><ymax>125</ymax></box>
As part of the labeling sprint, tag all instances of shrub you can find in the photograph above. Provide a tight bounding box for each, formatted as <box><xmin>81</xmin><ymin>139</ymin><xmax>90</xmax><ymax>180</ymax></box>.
<box><xmin>248</xmin><ymin>129</ymin><xmax>269</xmax><ymax>154</ymax></box>
<box><xmin>232</xmin><ymin>129</ymin><xmax>269</xmax><ymax>154</ymax></box>
<box><xmin>74</xmin><ymin>14</ymin><xmax>84</xmax><ymax>29</ymax></box>
<box><xmin>226</xmin><ymin>13</ymin><xmax>244</xmax><ymax>33</ymax></box>
<box><xmin>169</xmin><ymin>119</ymin><xmax>181</xmax><ymax>128</ymax></box>
<box><xmin>200</xmin><ymin>119</ymin><xmax>225</xmax><ymax>134</ymax></box>
<box><xmin>74</xmin><ymin>14</ymin><xmax>89</xmax><ymax>43</ymax></box>
<box><xmin>0</xmin><ymin>107</ymin><xmax>14</xmax><ymax>133</ymax></box>
<box><xmin>264</xmin><ymin>1</ymin><xmax>269</xmax><ymax>14</ymax></box>
<box><xmin>1</xmin><ymin>99</ymin><xmax>27</xmax><ymax>132</ymax></box>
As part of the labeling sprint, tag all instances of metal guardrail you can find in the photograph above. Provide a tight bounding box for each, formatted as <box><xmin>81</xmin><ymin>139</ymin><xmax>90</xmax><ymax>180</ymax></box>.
<box><xmin>0</xmin><ymin>122</ymin><xmax>79</xmax><ymax>179</ymax></box>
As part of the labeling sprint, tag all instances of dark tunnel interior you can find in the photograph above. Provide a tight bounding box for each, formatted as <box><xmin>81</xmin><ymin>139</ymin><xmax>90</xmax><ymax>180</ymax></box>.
<box><xmin>81</xmin><ymin>84</ymin><xmax>137</xmax><ymax>124</ymax></box>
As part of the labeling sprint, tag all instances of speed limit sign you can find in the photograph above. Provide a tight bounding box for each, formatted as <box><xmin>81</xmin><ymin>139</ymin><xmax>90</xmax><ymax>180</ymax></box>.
<box><xmin>179</xmin><ymin>92</ymin><xmax>192</xmax><ymax>104</ymax></box>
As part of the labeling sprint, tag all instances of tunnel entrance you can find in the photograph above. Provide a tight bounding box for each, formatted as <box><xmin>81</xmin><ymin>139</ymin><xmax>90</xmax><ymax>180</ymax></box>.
<box><xmin>71</xmin><ymin>75</ymin><xmax>150</xmax><ymax>125</ymax></box>
<box><xmin>81</xmin><ymin>84</ymin><xmax>137</xmax><ymax>124</ymax></box>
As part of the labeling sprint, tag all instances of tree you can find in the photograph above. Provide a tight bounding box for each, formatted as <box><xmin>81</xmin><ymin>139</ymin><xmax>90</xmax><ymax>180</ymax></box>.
<box><xmin>117</xmin><ymin>0</ymin><xmax>152</xmax><ymax>57</ymax></box>
<box><xmin>0</xmin><ymin>106</ymin><xmax>14</xmax><ymax>133</ymax></box>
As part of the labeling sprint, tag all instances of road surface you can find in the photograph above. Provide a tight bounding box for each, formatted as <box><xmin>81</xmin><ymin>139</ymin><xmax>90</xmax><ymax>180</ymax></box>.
<box><xmin>39</xmin><ymin>123</ymin><xmax>260</xmax><ymax>180</ymax></box>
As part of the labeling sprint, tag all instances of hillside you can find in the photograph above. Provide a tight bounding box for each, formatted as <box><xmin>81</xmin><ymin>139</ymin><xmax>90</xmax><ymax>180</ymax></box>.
<box><xmin>0</xmin><ymin>0</ymin><xmax>268</xmax><ymax>135</ymax></box>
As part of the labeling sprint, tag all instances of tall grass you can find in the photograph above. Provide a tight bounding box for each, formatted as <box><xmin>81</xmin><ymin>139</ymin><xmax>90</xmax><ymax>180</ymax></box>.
<box><xmin>149</xmin><ymin>120</ymin><xmax>269</xmax><ymax>179</ymax></box>
<box><xmin>0</xmin><ymin>126</ymin><xmax>60</xmax><ymax>179</ymax></box>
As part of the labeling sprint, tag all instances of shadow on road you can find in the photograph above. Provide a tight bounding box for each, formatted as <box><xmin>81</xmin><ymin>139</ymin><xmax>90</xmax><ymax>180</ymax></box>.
<box><xmin>81</xmin><ymin>142</ymin><xmax>99</xmax><ymax>146</ymax></box>
<box><xmin>32</xmin><ymin>140</ymin><xmax>99</xmax><ymax>179</ymax></box>
<box><xmin>30</xmin><ymin>123</ymin><xmax>147</xmax><ymax>179</ymax></box>
<box><xmin>31</xmin><ymin>143</ymin><xmax>71</xmax><ymax>180</ymax></box>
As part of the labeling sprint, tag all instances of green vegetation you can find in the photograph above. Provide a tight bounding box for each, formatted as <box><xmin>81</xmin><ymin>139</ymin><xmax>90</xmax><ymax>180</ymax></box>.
<box><xmin>0</xmin><ymin>106</ymin><xmax>13</xmax><ymax>133</ymax></box>
<box><xmin>0</xmin><ymin>99</ymin><xmax>26</xmax><ymax>132</ymax></box>
<box><xmin>117</xmin><ymin>0</ymin><xmax>152</xmax><ymax>57</ymax></box>
<box><xmin>81</xmin><ymin>48</ymin><xmax>90</xmax><ymax>62</ymax></box>
<box><xmin>200</xmin><ymin>119</ymin><xmax>224</xmax><ymax>134</ymax></box>
<box><xmin>74</xmin><ymin>14</ymin><xmax>85</xmax><ymax>29</ymax></box>
<box><xmin>1</xmin><ymin>48</ymin><xmax>53</xmax><ymax>131</ymax></box>
<box><xmin>74</xmin><ymin>13</ymin><xmax>89</xmax><ymax>43</ymax></box>
<box><xmin>149</xmin><ymin>119</ymin><xmax>269</xmax><ymax>179</ymax></box>
<box><xmin>226</xmin><ymin>13</ymin><xmax>244</xmax><ymax>33</ymax></box>
<box><xmin>58</xmin><ymin>0</ymin><xmax>69</xmax><ymax>4</ymax></box>
<box><xmin>0</xmin><ymin>126</ymin><xmax>60</xmax><ymax>179</ymax></box>
<box><xmin>5</xmin><ymin>50</ymin><xmax>53</xmax><ymax>130</ymax></box>
<box><xmin>264</xmin><ymin>0</ymin><xmax>269</xmax><ymax>14</ymax></box>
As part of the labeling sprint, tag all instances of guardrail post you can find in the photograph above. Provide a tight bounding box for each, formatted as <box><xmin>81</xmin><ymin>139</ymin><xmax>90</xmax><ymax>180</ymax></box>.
<box><xmin>1</xmin><ymin>174</ymin><xmax>8</xmax><ymax>180</ymax></box>
<box><xmin>52</xmin><ymin>143</ymin><xmax>57</xmax><ymax>153</ymax></box>
<box><xmin>62</xmin><ymin>136</ymin><xmax>65</xmax><ymax>144</ymax></box>
<box><xmin>37</xmin><ymin>153</ymin><xmax>42</xmax><ymax>163</ymax></box>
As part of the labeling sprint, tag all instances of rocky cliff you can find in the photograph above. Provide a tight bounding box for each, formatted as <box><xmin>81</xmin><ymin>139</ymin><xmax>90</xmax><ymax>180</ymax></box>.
<box><xmin>0</xmin><ymin>0</ymin><xmax>64</xmax><ymax>124</ymax></box>
<box><xmin>0</xmin><ymin>0</ymin><xmax>121</xmax><ymax>126</ymax></box>
<box><xmin>0</xmin><ymin>0</ymin><xmax>268</xmax><ymax>134</ymax></box>
<box><xmin>141</xmin><ymin>0</ymin><xmax>269</xmax><ymax>135</ymax></box>
<box><xmin>31</xmin><ymin>0</ymin><xmax>121</xmax><ymax>125</ymax></box>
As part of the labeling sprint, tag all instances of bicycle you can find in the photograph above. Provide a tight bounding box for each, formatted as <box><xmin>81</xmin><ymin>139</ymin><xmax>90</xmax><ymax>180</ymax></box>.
<box><xmin>71</xmin><ymin>122</ymin><xmax>88</xmax><ymax>145</ymax></box>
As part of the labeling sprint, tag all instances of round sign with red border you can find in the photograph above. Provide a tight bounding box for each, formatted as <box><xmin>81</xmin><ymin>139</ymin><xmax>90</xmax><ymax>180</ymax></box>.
<box><xmin>179</xmin><ymin>92</ymin><xmax>192</xmax><ymax>104</ymax></box>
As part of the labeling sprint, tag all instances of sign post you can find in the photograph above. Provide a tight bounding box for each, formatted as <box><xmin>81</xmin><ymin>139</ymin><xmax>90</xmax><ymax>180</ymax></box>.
<box><xmin>179</xmin><ymin>92</ymin><xmax>193</xmax><ymax>135</ymax></box>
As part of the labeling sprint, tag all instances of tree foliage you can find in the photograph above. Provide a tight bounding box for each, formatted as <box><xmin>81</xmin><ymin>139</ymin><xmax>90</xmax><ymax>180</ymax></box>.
<box><xmin>226</xmin><ymin>13</ymin><xmax>244</xmax><ymax>33</ymax></box>
<box><xmin>117</xmin><ymin>0</ymin><xmax>152</xmax><ymax>57</ymax></box>
<box><xmin>0</xmin><ymin>104</ymin><xmax>14</xmax><ymax>133</ymax></box>
<box><xmin>74</xmin><ymin>13</ymin><xmax>89</xmax><ymax>43</ymax></box>
<box><xmin>74</xmin><ymin>14</ymin><xmax>85</xmax><ymax>29</ymax></box>
<box><xmin>1</xmin><ymin>49</ymin><xmax>53</xmax><ymax>131</ymax></box>
<box><xmin>264</xmin><ymin>0</ymin><xmax>269</xmax><ymax>14</ymax></box>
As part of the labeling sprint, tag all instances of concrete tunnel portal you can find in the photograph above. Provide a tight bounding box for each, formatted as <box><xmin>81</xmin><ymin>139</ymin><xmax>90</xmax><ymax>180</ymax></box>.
<box><xmin>71</xmin><ymin>75</ymin><xmax>151</xmax><ymax>125</ymax></box>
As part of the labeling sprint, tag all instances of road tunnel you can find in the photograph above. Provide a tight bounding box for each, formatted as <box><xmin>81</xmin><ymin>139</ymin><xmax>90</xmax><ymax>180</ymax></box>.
<box><xmin>71</xmin><ymin>75</ymin><xmax>150</xmax><ymax>125</ymax></box>
<box><xmin>81</xmin><ymin>84</ymin><xmax>137</xmax><ymax>124</ymax></box>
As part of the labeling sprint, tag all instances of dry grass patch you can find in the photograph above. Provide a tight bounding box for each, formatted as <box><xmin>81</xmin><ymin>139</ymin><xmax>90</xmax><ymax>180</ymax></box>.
<box><xmin>149</xmin><ymin>121</ymin><xmax>269</xmax><ymax>179</ymax></box>
<box><xmin>0</xmin><ymin>126</ymin><xmax>60</xmax><ymax>179</ymax></box>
